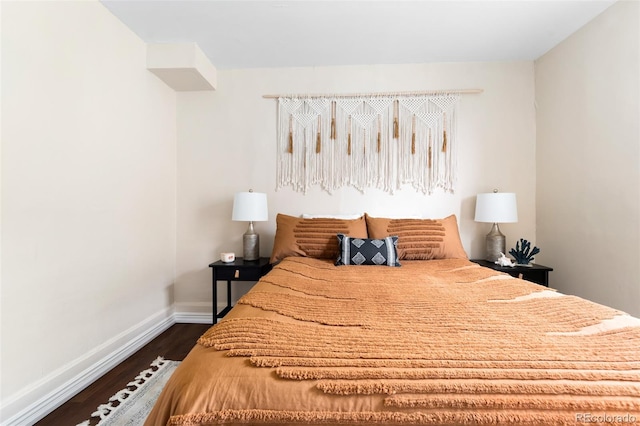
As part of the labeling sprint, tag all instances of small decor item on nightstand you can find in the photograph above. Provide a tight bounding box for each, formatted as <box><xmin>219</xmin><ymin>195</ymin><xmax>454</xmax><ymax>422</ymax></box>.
<box><xmin>220</xmin><ymin>252</ymin><xmax>235</xmax><ymax>263</ymax></box>
<box><xmin>495</xmin><ymin>252</ymin><xmax>515</xmax><ymax>267</ymax></box>
<box><xmin>509</xmin><ymin>238</ymin><xmax>540</xmax><ymax>265</ymax></box>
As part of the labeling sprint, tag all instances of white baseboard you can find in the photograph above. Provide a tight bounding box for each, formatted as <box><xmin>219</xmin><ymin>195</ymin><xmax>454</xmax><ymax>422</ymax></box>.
<box><xmin>174</xmin><ymin>301</ymin><xmax>216</xmax><ymax>325</ymax></box>
<box><xmin>174</xmin><ymin>311</ymin><xmax>214</xmax><ymax>324</ymax></box>
<box><xmin>0</xmin><ymin>307</ymin><xmax>175</xmax><ymax>426</ymax></box>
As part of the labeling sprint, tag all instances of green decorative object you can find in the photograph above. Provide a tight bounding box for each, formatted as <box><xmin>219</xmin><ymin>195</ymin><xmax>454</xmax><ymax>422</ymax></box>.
<box><xmin>509</xmin><ymin>238</ymin><xmax>540</xmax><ymax>265</ymax></box>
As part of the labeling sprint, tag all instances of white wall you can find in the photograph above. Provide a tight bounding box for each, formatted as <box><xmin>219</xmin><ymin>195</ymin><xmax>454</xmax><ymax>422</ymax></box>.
<box><xmin>175</xmin><ymin>62</ymin><xmax>538</xmax><ymax>316</ymax></box>
<box><xmin>1</xmin><ymin>1</ymin><xmax>177</xmax><ymax>421</ymax></box>
<box><xmin>535</xmin><ymin>0</ymin><xmax>640</xmax><ymax>316</ymax></box>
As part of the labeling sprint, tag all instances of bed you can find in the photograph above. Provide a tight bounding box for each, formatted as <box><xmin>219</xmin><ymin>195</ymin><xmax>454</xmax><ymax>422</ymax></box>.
<box><xmin>146</xmin><ymin>214</ymin><xmax>640</xmax><ymax>425</ymax></box>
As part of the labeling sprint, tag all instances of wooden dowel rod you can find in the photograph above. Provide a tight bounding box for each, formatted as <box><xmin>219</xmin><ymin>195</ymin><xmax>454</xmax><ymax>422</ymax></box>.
<box><xmin>263</xmin><ymin>89</ymin><xmax>483</xmax><ymax>99</ymax></box>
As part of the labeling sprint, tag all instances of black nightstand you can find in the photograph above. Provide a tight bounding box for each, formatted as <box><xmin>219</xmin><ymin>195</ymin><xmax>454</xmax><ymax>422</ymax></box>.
<box><xmin>208</xmin><ymin>257</ymin><xmax>272</xmax><ymax>324</ymax></box>
<box><xmin>470</xmin><ymin>259</ymin><xmax>553</xmax><ymax>287</ymax></box>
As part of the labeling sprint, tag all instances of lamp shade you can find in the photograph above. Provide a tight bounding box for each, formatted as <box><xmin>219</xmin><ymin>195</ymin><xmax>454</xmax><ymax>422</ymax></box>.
<box><xmin>232</xmin><ymin>191</ymin><xmax>268</xmax><ymax>222</ymax></box>
<box><xmin>474</xmin><ymin>192</ymin><xmax>518</xmax><ymax>224</ymax></box>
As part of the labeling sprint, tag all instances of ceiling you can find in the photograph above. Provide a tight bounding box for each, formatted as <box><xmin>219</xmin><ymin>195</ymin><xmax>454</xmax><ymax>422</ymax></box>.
<box><xmin>100</xmin><ymin>0</ymin><xmax>617</xmax><ymax>70</ymax></box>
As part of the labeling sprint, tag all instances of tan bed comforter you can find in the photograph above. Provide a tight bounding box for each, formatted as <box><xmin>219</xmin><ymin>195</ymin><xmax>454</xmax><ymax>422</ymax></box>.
<box><xmin>146</xmin><ymin>257</ymin><xmax>640</xmax><ymax>425</ymax></box>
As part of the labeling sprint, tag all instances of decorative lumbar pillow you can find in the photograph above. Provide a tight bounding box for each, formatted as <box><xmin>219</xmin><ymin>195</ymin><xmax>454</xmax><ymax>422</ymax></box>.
<box><xmin>365</xmin><ymin>214</ymin><xmax>468</xmax><ymax>260</ymax></box>
<box><xmin>335</xmin><ymin>234</ymin><xmax>401</xmax><ymax>267</ymax></box>
<box><xmin>270</xmin><ymin>214</ymin><xmax>368</xmax><ymax>263</ymax></box>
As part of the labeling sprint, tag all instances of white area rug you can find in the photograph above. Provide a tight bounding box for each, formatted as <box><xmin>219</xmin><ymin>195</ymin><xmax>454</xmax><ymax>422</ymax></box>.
<box><xmin>78</xmin><ymin>357</ymin><xmax>179</xmax><ymax>426</ymax></box>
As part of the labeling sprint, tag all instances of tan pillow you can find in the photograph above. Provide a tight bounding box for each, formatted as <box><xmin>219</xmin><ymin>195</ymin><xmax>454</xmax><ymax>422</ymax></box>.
<box><xmin>365</xmin><ymin>214</ymin><xmax>468</xmax><ymax>260</ymax></box>
<box><xmin>270</xmin><ymin>214</ymin><xmax>368</xmax><ymax>263</ymax></box>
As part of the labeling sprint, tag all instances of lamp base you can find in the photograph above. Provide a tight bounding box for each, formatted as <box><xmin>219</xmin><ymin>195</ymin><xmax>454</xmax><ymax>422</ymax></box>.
<box><xmin>243</xmin><ymin>222</ymin><xmax>260</xmax><ymax>261</ymax></box>
<box><xmin>485</xmin><ymin>223</ymin><xmax>506</xmax><ymax>262</ymax></box>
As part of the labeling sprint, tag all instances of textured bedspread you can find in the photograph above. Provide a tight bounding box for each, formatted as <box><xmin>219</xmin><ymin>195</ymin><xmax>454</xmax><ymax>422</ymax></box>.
<box><xmin>146</xmin><ymin>257</ymin><xmax>640</xmax><ymax>425</ymax></box>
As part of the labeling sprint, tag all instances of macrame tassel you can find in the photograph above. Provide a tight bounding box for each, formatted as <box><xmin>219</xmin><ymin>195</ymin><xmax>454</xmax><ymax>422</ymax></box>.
<box><xmin>287</xmin><ymin>115</ymin><xmax>294</xmax><ymax>154</ymax></box>
<box><xmin>393</xmin><ymin>100</ymin><xmax>399</xmax><ymax>139</ymax></box>
<box><xmin>316</xmin><ymin>116</ymin><xmax>321</xmax><ymax>153</ymax></box>
<box><xmin>428</xmin><ymin>129</ymin><xmax>432</xmax><ymax>169</ymax></box>
<box><xmin>442</xmin><ymin>113</ymin><xmax>447</xmax><ymax>153</ymax></box>
<box><xmin>411</xmin><ymin>115</ymin><xmax>416</xmax><ymax>155</ymax></box>
<box><xmin>330</xmin><ymin>101</ymin><xmax>336</xmax><ymax>140</ymax></box>
<box><xmin>442</xmin><ymin>130</ymin><xmax>448</xmax><ymax>152</ymax></box>
<box><xmin>347</xmin><ymin>115</ymin><xmax>352</xmax><ymax>155</ymax></box>
<box><xmin>377</xmin><ymin>115</ymin><xmax>381</xmax><ymax>153</ymax></box>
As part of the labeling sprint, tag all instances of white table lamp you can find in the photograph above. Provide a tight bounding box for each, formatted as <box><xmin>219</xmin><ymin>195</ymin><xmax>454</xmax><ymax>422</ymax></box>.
<box><xmin>232</xmin><ymin>190</ymin><xmax>268</xmax><ymax>261</ymax></box>
<box><xmin>474</xmin><ymin>190</ymin><xmax>518</xmax><ymax>262</ymax></box>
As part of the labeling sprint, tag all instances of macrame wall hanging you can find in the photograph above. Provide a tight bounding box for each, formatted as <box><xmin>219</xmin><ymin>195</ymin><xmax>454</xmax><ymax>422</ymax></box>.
<box><xmin>269</xmin><ymin>90</ymin><xmax>479</xmax><ymax>194</ymax></box>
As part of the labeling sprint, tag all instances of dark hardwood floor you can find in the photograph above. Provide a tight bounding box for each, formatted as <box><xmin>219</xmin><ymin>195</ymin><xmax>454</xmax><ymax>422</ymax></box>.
<box><xmin>35</xmin><ymin>323</ymin><xmax>211</xmax><ymax>426</ymax></box>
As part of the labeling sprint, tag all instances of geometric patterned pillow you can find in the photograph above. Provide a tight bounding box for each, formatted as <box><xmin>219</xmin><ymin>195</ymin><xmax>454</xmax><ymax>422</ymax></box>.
<box><xmin>335</xmin><ymin>234</ymin><xmax>401</xmax><ymax>267</ymax></box>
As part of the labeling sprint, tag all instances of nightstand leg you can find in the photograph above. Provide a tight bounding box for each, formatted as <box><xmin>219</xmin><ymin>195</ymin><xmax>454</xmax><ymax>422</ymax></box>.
<box><xmin>212</xmin><ymin>271</ymin><xmax>218</xmax><ymax>324</ymax></box>
<box><xmin>227</xmin><ymin>280</ymin><xmax>232</xmax><ymax>311</ymax></box>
